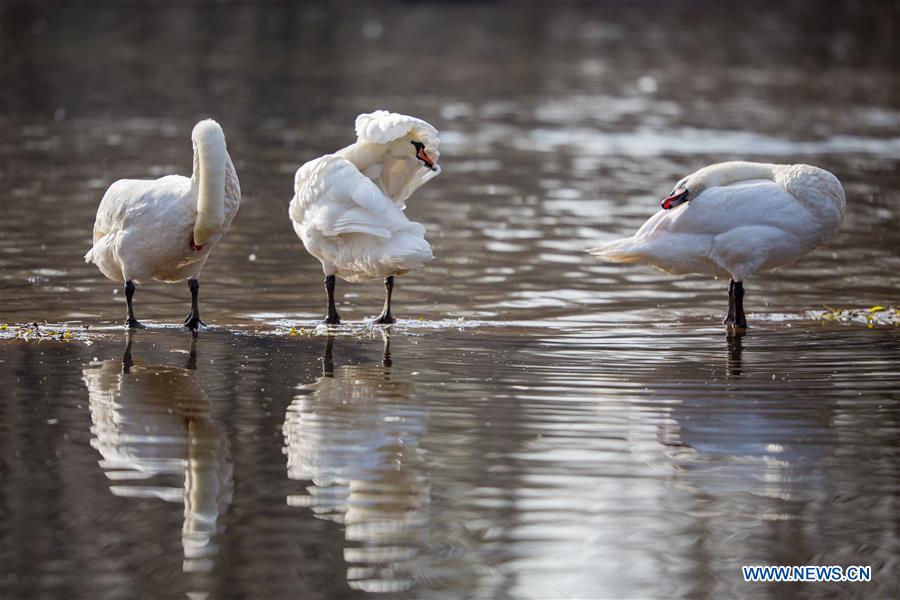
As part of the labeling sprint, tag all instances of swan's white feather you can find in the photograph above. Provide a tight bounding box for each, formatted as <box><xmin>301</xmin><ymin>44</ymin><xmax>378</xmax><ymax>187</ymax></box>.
<box><xmin>85</xmin><ymin>120</ymin><xmax>240</xmax><ymax>284</ymax></box>
<box><xmin>590</xmin><ymin>163</ymin><xmax>844</xmax><ymax>282</ymax></box>
<box><xmin>291</xmin><ymin>155</ymin><xmax>433</xmax><ymax>282</ymax></box>
<box><xmin>291</xmin><ymin>112</ymin><xmax>440</xmax><ymax>283</ymax></box>
<box><xmin>355</xmin><ymin>110</ymin><xmax>439</xmax><ymax>149</ymax></box>
<box><xmin>354</xmin><ymin>110</ymin><xmax>441</xmax><ymax>210</ymax></box>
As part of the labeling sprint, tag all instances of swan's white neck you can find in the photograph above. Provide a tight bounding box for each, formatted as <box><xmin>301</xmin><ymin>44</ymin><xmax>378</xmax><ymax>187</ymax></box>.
<box><xmin>702</xmin><ymin>161</ymin><xmax>776</xmax><ymax>188</ymax></box>
<box><xmin>336</xmin><ymin>141</ymin><xmax>388</xmax><ymax>172</ymax></box>
<box><xmin>191</xmin><ymin>123</ymin><xmax>227</xmax><ymax>246</ymax></box>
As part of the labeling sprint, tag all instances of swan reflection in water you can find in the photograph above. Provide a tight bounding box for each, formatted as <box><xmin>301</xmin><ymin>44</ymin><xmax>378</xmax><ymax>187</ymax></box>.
<box><xmin>82</xmin><ymin>333</ymin><xmax>233</xmax><ymax>574</ymax></box>
<box><xmin>658</xmin><ymin>331</ymin><xmax>833</xmax><ymax>500</ymax></box>
<box><xmin>284</xmin><ymin>333</ymin><xmax>429</xmax><ymax>593</ymax></box>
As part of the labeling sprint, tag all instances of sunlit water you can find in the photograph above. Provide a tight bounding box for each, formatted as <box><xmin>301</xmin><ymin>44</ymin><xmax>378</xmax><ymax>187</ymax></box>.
<box><xmin>1</xmin><ymin>2</ymin><xmax>899</xmax><ymax>599</ymax></box>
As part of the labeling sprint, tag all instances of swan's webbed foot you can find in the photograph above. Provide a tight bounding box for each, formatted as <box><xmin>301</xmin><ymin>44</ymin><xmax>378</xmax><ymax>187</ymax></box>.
<box><xmin>125</xmin><ymin>318</ymin><xmax>146</xmax><ymax>330</ymax></box>
<box><xmin>183</xmin><ymin>314</ymin><xmax>206</xmax><ymax>330</ymax></box>
<box><xmin>373</xmin><ymin>312</ymin><xmax>396</xmax><ymax>325</ymax></box>
<box><xmin>724</xmin><ymin>316</ymin><xmax>747</xmax><ymax>330</ymax></box>
<box><xmin>730</xmin><ymin>315</ymin><xmax>748</xmax><ymax>330</ymax></box>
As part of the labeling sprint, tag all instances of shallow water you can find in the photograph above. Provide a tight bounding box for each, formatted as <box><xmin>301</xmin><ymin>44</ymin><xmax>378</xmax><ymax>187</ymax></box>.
<box><xmin>1</xmin><ymin>2</ymin><xmax>899</xmax><ymax>599</ymax></box>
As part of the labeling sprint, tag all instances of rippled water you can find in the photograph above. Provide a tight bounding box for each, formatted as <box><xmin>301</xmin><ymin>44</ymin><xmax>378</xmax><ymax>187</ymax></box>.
<box><xmin>1</xmin><ymin>2</ymin><xmax>899</xmax><ymax>599</ymax></box>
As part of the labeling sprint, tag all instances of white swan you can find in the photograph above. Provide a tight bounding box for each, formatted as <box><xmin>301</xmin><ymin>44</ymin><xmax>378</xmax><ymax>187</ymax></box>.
<box><xmin>589</xmin><ymin>162</ymin><xmax>845</xmax><ymax>328</ymax></box>
<box><xmin>84</xmin><ymin>119</ymin><xmax>241</xmax><ymax>329</ymax></box>
<box><xmin>289</xmin><ymin>110</ymin><xmax>440</xmax><ymax>324</ymax></box>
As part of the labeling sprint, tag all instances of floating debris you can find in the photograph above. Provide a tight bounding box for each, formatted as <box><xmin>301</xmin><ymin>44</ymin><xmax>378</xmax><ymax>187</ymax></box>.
<box><xmin>817</xmin><ymin>305</ymin><xmax>897</xmax><ymax>328</ymax></box>
<box><xmin>274</xmin><ymin>324</ymin><xmax>318</xmax><ymax>338</ymax></box>
<box><xmin>0</xmin><ymin>322</ymin><xmax>85</xmax><ymax>342</ymax></box>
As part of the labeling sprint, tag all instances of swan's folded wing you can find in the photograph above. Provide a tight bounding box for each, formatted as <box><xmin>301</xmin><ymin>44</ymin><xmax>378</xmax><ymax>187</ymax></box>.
<box><xmin>92</xmin><ymin>177</ymin><xmax>192</xmax><ymax>238</ymax></box>
<box><xmin>330</xmin><ymin>207</ymin><xmax>392</xmax><ymax>238</ymax></box>
<box><xmin>91</xmin><ymin>179</ymin><xmax>141</xmax><ymax>243</ymax></box>
<box><xmin>293</xmin><ymin>156</ymin><xmax>413</xmax><ymax>239</ymax></box>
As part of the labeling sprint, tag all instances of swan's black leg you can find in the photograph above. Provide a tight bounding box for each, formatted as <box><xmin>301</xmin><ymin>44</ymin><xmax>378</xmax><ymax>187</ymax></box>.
<box><xmin>733</xmin><ymin>280</ymin><xmax>747</xmax><ymax>329</ymax></box>
<box><xmin>723</xmin><ymin>279</ymin><xmax>736</xmax><ymax>326</ymax></box>
<box><xmin>184</xmin><ymin>278</ymin><xmax>205</xmax><ymax>330</ymax></box>
<box><xmin>374</xmin><ymin>276</ymin><xmax>396</xmax><ymax>325</ymax></box>
<box><xmin>124</xmin><ymin>280</ymin><xmax>145</xmax><ymax>329</ymax></box>
<box><xmin>324</xmin><ymin>274</ymin><xmax>341</xmax><ymax>325</ymax></box>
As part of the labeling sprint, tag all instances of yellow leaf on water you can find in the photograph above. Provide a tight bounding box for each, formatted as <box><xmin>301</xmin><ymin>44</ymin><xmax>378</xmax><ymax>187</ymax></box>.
<box><xmin>868</xmin><ymin>305</ymin><xmax>884</xmax><ymax>313</ymax></box>
<box><xmin>288</xmin><ymin>326</ymin><xmax>298</xmax><ymax>336</ymax></box>
<box><xmin>0</xmin><ymin>324</ymin><xmax>8</xmax><ymax>330</ymax></box>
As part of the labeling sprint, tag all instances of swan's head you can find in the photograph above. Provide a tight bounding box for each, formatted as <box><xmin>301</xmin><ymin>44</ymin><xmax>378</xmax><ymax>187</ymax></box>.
<box><xmin>661</xmin><ymin>176</ymin><xmax>692</xmax><ymax>210</ymax></box>
<box><xmin>191</xmin><ymin>119</ymin><xmax>226</xmax><ymax>159</ymax></box>
<box><xmin>355</xmin><ymin>110</ymin><xmax>440</xmax><ymax>173</ymax></box>
<box><xmin>661</xmin><ymin>167</ymin><xmax>717</xmax><ymax>210</ymax></box>
<box><xmin>381</xmin><ymin>134</ymin><xmax>438</xmax><ymax>171</ymax></box>
<box><xmin>661</xmin><ymin>162</ymin><xmax>774</xmax><ymax>210</ymax></box>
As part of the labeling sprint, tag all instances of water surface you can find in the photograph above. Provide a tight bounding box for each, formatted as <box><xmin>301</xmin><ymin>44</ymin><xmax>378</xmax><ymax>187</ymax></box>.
<box><xmin>1</xmin><ymin>2</ymin><xmax>899</xmax><ymax>599</ymax></box>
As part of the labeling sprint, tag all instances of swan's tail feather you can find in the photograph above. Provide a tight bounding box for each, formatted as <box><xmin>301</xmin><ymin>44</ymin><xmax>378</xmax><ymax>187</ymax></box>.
<box><xmin>386</xmin><ymin>247</ymin><xmax>434</xmax><ymax>271</ymax></box>
<box><xmin>385</xmin><ymin>233</ymin><xmax>434</xmax><ymax>271</ymax></box>
<box><xmin>587</xmin><ymin>237</ymin><xmax>646</xmax><ymax>263</ymax></box>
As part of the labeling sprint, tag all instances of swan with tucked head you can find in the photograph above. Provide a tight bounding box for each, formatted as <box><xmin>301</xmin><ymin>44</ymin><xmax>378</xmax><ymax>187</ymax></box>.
<box><xmin>290</xmin><ymin>110</ymin><xmax>441</xmax><ymax>325</ymax></box>
<box><xmin>590</xmin><ymin>161</ymin><xmax>845</xmax><ymax>328</ymax></box>
<box><xmin>85</xmin><ymin>119</ymin><xmax>241</xmax><ymax>329</ymax></box>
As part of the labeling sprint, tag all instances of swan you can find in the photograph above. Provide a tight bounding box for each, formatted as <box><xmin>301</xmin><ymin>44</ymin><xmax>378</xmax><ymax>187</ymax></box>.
<box><xmin>589</xmin><ymin>162</ymin><xmax>845</xmax><ymax>328</ymax></box>
<box><xmin>84</xmin><ymin>119</ymin><xmax>241</xmax><ymax>329</ymax></box>
<box><xmin>289</xmin><ymin>110</ymin><xmax>440</xmax><ymax>325</ymax></box>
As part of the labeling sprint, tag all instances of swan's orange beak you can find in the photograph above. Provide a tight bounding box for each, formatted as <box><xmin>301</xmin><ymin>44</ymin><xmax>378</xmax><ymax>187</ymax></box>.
<box><xmin>416</xmin><ymin>146</ymin><xmax>437</xmax><ymax>171</ymax></box>
<box><xmin>661</xmin><ymin>187</ymin><xmax>689</xmax><ymax>210</ymax></box>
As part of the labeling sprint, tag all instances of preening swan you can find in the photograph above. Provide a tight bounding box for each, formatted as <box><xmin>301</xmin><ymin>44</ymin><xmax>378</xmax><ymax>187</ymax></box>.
<box><xmin>290</xmin><ymin>110</ymin><xmax>440</xmax><ymax>325</ymax></box>
<box><xmin>589</xmin><ymin>162</ymin><xmax>845</xmax><ymax>328</ymax></box>
<box><xmin>84</xmin><ymin>119</ymin><xmax>241</xmax><ymax>329</ymax></box>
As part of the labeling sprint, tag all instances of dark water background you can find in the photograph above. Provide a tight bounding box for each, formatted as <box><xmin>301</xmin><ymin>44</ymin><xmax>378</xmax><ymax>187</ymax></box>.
<box><xmin>1</xmin><ymin>2</ymin><xmax>899</xmax><ymax>599</ymax></box>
